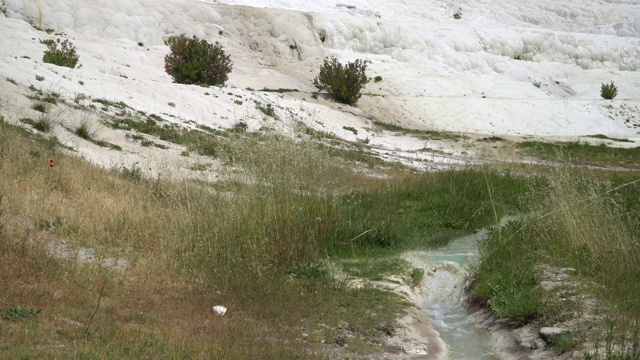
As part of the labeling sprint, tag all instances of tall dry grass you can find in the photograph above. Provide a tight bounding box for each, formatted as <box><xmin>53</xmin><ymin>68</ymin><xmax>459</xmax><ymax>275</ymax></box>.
<box><xmin>0</xmin><ymin>113</ymin><xmax>551</xmax><ymax>358</ymax></box>
<box><xmin>471</xmin><ymin>165</ymin><xmax>640</xmax><ymax>354</ymax></box>
<box><xmin>541</xmin><ymin>169</ymin><xmax>640</xmax><ymax>280</ymax></box>
<box><xmin>0</xmin><ymin>118</ymin><xmax>411</xmax><ymax>358</ymax></box>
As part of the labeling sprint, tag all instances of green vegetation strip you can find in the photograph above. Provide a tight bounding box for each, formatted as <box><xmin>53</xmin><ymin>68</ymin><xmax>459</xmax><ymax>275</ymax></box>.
<box><xmin>0</xmin><ymin>115</ymin><xmax>543</xmax><ymax>358</ymax></box>
<box><xmin>468</xmin><ymin>170</ymin><xmax>640</xmax><ymax>357</ymax></box>
<box><xmin>518</xmin><ymin>141</ymin><xmax>640</xmax><ymax>167</ymax></box>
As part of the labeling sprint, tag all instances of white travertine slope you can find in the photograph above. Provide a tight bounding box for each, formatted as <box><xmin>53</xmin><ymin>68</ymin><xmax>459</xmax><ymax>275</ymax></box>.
<box><xmin>1</xmin><ymin>0</ymin><xmax>640</xmax><ymax>155</ymax></box>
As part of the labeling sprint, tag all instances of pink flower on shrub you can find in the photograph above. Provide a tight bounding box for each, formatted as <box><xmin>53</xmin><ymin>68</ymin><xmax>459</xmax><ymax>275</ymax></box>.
<box><xmin>164</xmin><ymin>34</ymin><xmax>233</xmax><ymax>86</ymax></box>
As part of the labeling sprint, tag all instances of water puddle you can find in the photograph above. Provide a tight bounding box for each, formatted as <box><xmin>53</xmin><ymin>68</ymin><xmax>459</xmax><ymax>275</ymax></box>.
<box><xmin>416</xmin><ymin>231</ymin><xmax>502</xmax><ymax>360</ymax></box>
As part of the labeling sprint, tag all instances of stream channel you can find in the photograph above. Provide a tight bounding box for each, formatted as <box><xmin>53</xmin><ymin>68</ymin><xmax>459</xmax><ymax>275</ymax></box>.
<box><xmin>415</xmin><ymin>230</ymin><xmax>502</xmax><ymax>360</ymax></box>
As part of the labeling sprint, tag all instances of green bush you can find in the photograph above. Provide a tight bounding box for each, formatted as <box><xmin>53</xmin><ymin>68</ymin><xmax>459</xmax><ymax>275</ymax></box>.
<box><xmin>313</xmin><ymin>57</ymin><xmax>369</xmax><ymax>105</ymax></box>
<box><xmin>601</xmin><ymin>81</ymin><xmax>618</xmax><ymax>100</ymax></box>
<box><xmin>42</xmin><ymin>39</ymin><xmax>79</xmax><ymax>68</ymax></box>
<box><xmin>164</xmin><ymin>34</ymin><xmax>232</xmax><ymax>86</ymax></box>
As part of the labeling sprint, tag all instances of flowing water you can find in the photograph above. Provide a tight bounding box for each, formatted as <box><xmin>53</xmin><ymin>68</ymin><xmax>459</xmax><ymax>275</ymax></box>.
<box><xmin>415</xmin><ymin>230</ymin><xmax>502</xmax><ymax>360</ymax></box>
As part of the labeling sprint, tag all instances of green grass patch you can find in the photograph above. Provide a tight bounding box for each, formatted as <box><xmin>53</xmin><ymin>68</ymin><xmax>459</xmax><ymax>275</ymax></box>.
<box><xmin>469</xmin><ymin>168</ymin><xmax>640</xmax><ymax>355</ymax></box>
<box><xmin>260</xmin><ymin>87</ymin><xmax>299</xmax><ymax>93</ymax></box>
<box><xmin>338</xmin><ymin>257</ymin><xmax>424</xmax><ymax>288</ymax></box>
<box><xmin>26</xmin><ymin>88</ymin><xmax>60</xmax><ymax>105</ymax></box>
<box><xmin>20</xmin><ymin>115</ymin><xmax>53</xmax><ymax>133</ymax></box>
<box><xmin>107</xmin><ymin>117</ymin><xmax>222</xmax><ymax>157</ymax></box>
<box><xmin>586</xmin><ymin>134</ymin><xmax>633</xmax><ymax>143</ymax></box>
<box><xmin>339</xmin><ymin>257</ymin><xmax>408</xmax><ymax>281</ymax></box>
<box><xmin>256</xmin><ymin>102</ymin><xmax>276</xmax><ymax>118</ymax></box>
<box><xmin>331</xmin><ymin>169</ymin><xmax>539</xmax><ymax>252</ymax></box>
<box><xmin>343</xmin><ymin>126</ymin><xmax>358</xmax><ymax>135</ymax></box>
<box><xmin>31</xmin><ymin>102</ymin><xmax>48</xmax><ymax>113</ymax></box>
<box><xmin>0</xmin><ymin>307</ymin><xmax>41</xmax><ymax>321</ymax></box>
<box><xmin>373</xmin><ymin>121</ymin><xmax>463</xmax><ymax>141</ymax></box>
<box><xmin>517</xmin><ymin>141</ymin><xmax>640</xmax><ymax>167</ymax></box>
<box><xmin>91</xmin><ymin>98</ymin><xmax>130</xmax><ymax>110</ymax></box>
<box><xmin>469</xmin><ymin>220</ymin><xmax>544</xmax><ymax>326</ymax></box>
<box><xmin>69</xmin><ymin>122</ymin><xmax>121</xmax><ymax>150</ymax></box>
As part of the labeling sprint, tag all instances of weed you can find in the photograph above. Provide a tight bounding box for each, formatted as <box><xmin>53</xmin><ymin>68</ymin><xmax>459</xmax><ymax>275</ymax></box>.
<box><xmin>106</xmin><ymin>117</ymin><xmax>221</xmax><ymax>157</ymax></box>
<box><xmin>26</xmin><ymin>86</ymin><xmax>60</xmax><ymax>105</ymax></box>
<box><xmin>189</xmin><ymin>163</ymin><xmax>210</xmax><ymax>171</ymax></box>
<box><xmin>408</xmin><ymin>268</ymin><xmax>425</xmax><ymax>288</ymax></box>
<box><xmin>374</xmin><ymin>75</ymin><xmax>383</xmax><ymax>83</ymax></box>
<box><xmin>479</xmin><ymin>136</ymin><xmax>506</xmax><ymax>142</ymax></box>
<box><xmin>232</xmin><ymin>121</ymin><xmax>248</xmax><ymax>133</ymax></box>
<box><xmin>164</xmin><ymin>34</ymin><xmax>232</xmax><ymax>86</ymax></box>
<box><xmin>533</xmin><ymin>81</ymin><xmax>542</xmax><ymax>88</ymax></box>
<box><xmin>74</xmin><ymin>122</ymin><xmax>93</xmax><ymax>140</ymax></box>
<box><xmin>585</xmin><ymin>322</ymin><xmax>640</xmax><ymax>360</ymax></box>
<box><xmin>587</xmin><ymin>134</ymin><xmax>633</xmax><ymax>143</ymax></box>
<box><xmin>311</xmin><ymin>91</ymin><xmax>319</xmax><ymax>99</ymax></box>
<box><xmin>548</xmin><ymin>332</ymin><xmax>582</xmax><ymax>353</ymax></box>
<box><xmin>256</xmin><ymin>102</ymin><xmax>276</xmax><ymax>117</ymax></box>
<box><xmin>118</xmin><ymin>162</ymin><xmax>142</xmax><ymax>182</ymax></box>
<box><xmin>517</xmin><ymin>141</ymin><xmax>640</xmax><ymax>167</ymax></box>
<box><xmin>20</xmin><ymin>115</ymin><xmax>53</xmax><ymax>133</ymax></box>
<box><xmin>92</xmin><ymin>98</ymin><xmax>129</xmax><ymax>110</ymax></box>
<box><xmin>372</xmin><ymin>121</ymin><xmax>463</xmax><ymax>141</ymax></box>
<box><xmin>39</xmin><ymin>38</ymin><xmax>55</xmax><ymax>47</ymax></box>
<box><xmin>42</xmin><ymin>38</ymin><xmax>79</xmax><ymax>68</ymax></box>
<box><xmin>357</xmin><ymin>137</ymin><xmax>370</xmax><ymax>144</ymax></box>
<box><xmin>260</xmin><ymin>87</ymin><xmax>299</xmax><ymax>93</ymax></box>
<box><xmin>234</xmin><ymin>99</ymin><xmax>243</xmax><ymax>105</ymax></box>
<box><xmin>288</xmin><ymin>262</ymin><xmax>332</xmax><ymax>290</ymax></box>
<box><xmin>6</xmin><ymin>77</ymin><xmax>17</xmax><ymax>85</ymax></box>
<box><xmin>31</xmin><ymin>102</ymin><xmax>48</xmax><ymax>113</ymax></box>
<box><xmin>36</xmin><ymin>216</ymin><xmax>63</xmax><ymax>231</ymax></box>
<box><xmin>313</xmin><ymin>57</ymin><xmax>370</xmax><ymax>105</ymax></box>
<box><xmin>340</xmin><ymin>258</ymin><xmax>395</xmax><ymax>280</ymax></box>
<box><xmin>343</xmin><ymin>126</ymin><xmax>358</xmax><ymax>135</ymax></box>
<box><xmin>601</xmin><ymin>81</ymin><xmax>618</xmax><ymax>100</ymax></box>
<box><xmin>73</xmin><ymin>93</ymin><xmax>88</xmax><ymax>104</ymax></box>
<box><xmin>35</xmin><ymin>75</ymin><xmax>44</xmax><ymax>81</ymax></box>
<box><xmin>137</xmin><ymin>42</ymin><xmax>144</xmax><ymax>47</ymax></box>
<box><xmin>469</xmin><ymin>220</ymin><xmax>544</xmax><ymax>326</ymax></box>
<box><xmin>376</xmin><ymin>322</ymin><xmax>395</xmax><ymax>336</ymax></box>
<box><xmin>33</xmin><ymin>115</ymin><xmax>53</xmax><ymax>133</ymax></box>
<box><xmin>0</xmin><ymin>307</ymin><xmax>41</xmax><ymax>321</ymax></box>
<box><xmin>42</xmin><ymin>92</ymin><xmax>60</xmax><ymax>105</ymax></box>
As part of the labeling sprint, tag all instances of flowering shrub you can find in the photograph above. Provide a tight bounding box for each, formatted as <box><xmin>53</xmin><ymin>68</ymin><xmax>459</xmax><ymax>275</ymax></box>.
<box><xmin>42</xmin><ymin>39</ymin><xmax>79</xmax><ymax>68</ymax></box>
<box><xmin>313</xmin><ymin>57</ymin><xmax>369</xmax><ymax>105</ymax></box>
<box><xmin>164</xmin><ymin>34</ymin><xmax>232</xmax><ymax>86</ymax></box>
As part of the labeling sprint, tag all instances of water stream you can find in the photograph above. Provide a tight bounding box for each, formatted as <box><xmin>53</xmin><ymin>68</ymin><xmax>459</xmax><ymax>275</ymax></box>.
<box><xmin>416</xmin><ymin>230</ymin><xmax>502</xmax><ymax>360</ymax></box>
